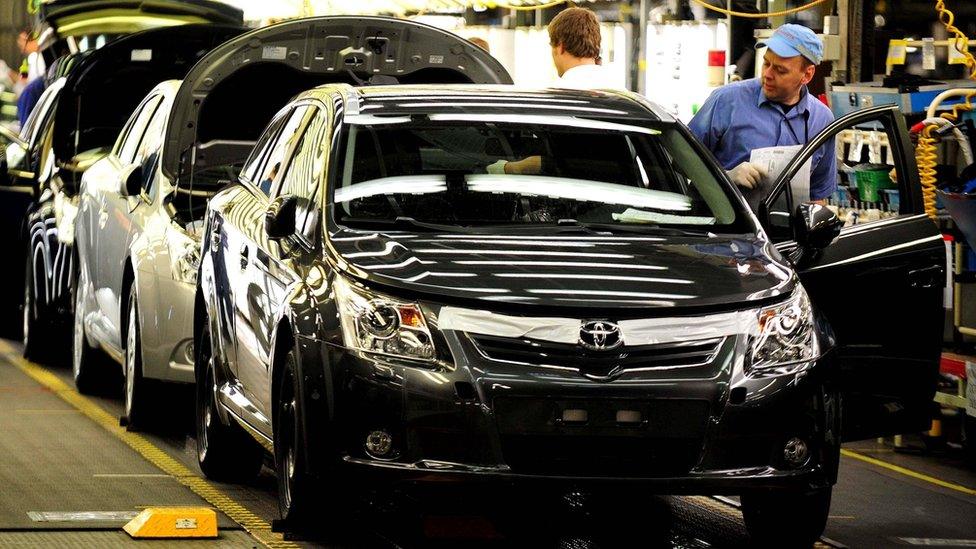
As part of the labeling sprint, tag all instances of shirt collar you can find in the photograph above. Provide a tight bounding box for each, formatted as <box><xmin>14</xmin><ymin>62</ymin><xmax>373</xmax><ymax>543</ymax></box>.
<box><xmin>756</xmin><ymin>82</ymin><xmax>812</xmax><ymax>114</ymax></box>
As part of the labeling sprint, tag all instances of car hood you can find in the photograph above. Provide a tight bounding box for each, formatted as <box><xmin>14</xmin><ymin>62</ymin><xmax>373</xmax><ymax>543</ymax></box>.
<box><xmin>38</xmin><ymin>0</ymin><xmax>243</xmax><ymax>50</ymax></box>
<box><xmin>328</xmin><ymin>229</ymin><xmax>795</xmax><ymax>312</ymax></box>
<box><xmin>161</xmin><ymin>15</ymin><xmax>513</xmax><ymax>182</ymax></box>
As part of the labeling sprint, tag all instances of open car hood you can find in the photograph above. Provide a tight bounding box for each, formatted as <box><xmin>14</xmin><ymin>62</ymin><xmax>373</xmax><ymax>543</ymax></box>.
<box><xmin>37</xmin><ymin>0</ymin><xmax>243</xmax><ymax>51</ymax></box>
<box><xmin>161</xmin><ymin>15</ymin><xmax>513</xmax><ymax>182</ymax></box>
<box><xmin>50</xmin><ymin>23</ymin><xmax>247</xmax><ymax>164</ymax></box>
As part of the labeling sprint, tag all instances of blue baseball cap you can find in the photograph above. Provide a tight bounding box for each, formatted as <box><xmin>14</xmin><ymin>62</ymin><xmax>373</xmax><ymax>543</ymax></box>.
<box><xmin>757</xmin><ymin>24</ymin><xmax>823</xmax><ymax>65</ymax></box>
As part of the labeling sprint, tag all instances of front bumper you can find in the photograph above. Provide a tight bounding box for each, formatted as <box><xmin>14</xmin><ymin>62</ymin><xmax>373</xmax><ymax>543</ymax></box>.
<box><xmin>298</xmin><ymin>329</ymin><xmax>839</xmax><ymax>494</ymax></box>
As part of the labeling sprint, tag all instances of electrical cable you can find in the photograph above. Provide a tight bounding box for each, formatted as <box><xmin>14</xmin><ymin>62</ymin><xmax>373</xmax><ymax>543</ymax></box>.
<box><xmin>916</xmin><ymin>0</ymin><xmax>976</xmax><ymax>218</ymax></box>
<box><xmin>688</xmin><ymin>0</ymin><xmax>829</xmax><ymax>19</ymax></box>
<box><xmin>490</xmin><ymin>0</ymin><xmax>572</xmax><ymax>11</ymax></box>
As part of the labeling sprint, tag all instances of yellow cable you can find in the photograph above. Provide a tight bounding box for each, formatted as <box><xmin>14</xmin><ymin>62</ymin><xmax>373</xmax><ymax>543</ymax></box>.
<box><xmin>688</xmin><ymin>0</ymin><xmax>829</xmax><ymax>19</ymax></box>
<box><xmin>490</xmin><ymin>0</ymin><xmax>571</xmax><ymax>10</ymax></box>
<box><xmin>916</xmin><ymin>0</ymin><xmax>976</xmax><ymax>219</ymax></box>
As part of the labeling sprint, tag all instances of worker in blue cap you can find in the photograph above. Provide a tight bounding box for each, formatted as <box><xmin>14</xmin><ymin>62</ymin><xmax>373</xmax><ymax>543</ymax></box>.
<box><xmin>689</xmin><ymin>24</ymin><xmax>835</xmax><ymax>211</ymax></box>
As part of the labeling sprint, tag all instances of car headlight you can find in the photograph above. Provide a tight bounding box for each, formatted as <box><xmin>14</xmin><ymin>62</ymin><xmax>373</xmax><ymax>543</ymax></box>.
<box><xmin>170</xmin><ymin>231</ymin><xmax>200</xmax><ymax>285</ymax></box>
<box><xmin>749</xmin><ymin>287</ymin><xmax>818</xmax><ymax>370</ymax></box>
<box><xmin>334</xmin><ymin>276</ymin><xmax>436</xmax><ymax>362</ymax></box>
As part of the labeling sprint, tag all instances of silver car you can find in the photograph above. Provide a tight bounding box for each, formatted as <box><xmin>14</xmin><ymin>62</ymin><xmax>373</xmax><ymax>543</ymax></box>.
<box><xmin>73</xmin><ymin>15</ymin><xmax>511</xmax><ymax>428</ymax></box>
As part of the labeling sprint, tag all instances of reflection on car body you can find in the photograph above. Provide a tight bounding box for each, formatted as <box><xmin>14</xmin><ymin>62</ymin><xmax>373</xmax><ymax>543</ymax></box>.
<box><xmin>74</xmin><ymin>16</ymin><xmax>510</xmax><ymax>428</ymax></box>
<box><xmin>196</xmin><ymin>84</ymin><xmax>944</xmax><ymax>546</ymax></box>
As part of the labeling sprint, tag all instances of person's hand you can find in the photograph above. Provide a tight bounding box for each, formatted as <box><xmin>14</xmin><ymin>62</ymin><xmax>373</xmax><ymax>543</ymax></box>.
<box><xmin>505</xmin><ymin>156</ymin><xmax>542</xmax><ymax>175</ymax></box>
<box><xmin>726</xmin><ymin>162</ymin><xmax>767</xmax><ymax>190</ymax></box>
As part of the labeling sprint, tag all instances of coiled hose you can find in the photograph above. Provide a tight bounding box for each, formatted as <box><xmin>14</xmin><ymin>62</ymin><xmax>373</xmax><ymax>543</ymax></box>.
<box><xmin>916</xmin><ymin>0</ymin><xmax>976</xmax><ymax>218</ymax></box>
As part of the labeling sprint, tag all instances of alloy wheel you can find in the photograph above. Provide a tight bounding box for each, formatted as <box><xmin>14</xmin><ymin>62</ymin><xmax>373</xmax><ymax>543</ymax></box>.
<box><xmin>124</xmin><ymin>300</ymin><xmax>137</xmax><ymax>418</ymax></box>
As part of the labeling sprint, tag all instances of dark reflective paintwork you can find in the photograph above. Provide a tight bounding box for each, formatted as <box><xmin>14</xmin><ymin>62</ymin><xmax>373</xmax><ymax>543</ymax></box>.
<box><xmin>765</xmin><ymin>105</ymin><xmax>944</xmax><ymax>441</ymax></box>
<box><xmin>198</xmin><ymin>87</ymin><xmax>942</xmax><ymax>536</ymax></box>
<box><xmin>329</xmin><ymin>229</ymin><xmax>793</xmax><ymax>311</ymax></box>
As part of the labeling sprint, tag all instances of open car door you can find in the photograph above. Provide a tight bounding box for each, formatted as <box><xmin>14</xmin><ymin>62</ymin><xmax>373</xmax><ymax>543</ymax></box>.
<box><xmin>760</xmin><ymin>104</ymin><xmax>945</xmax><ymax>441</ymax></box>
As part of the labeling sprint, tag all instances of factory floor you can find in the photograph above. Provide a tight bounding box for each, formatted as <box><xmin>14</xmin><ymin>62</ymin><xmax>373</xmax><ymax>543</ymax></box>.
<box><xmin>0</xmin><ymin>337</ymin><xmax>972</xmax><ymax>548</ymax></box>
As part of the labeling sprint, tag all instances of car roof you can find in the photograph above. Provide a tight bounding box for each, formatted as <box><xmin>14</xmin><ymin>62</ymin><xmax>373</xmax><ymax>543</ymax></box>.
<box><xmin>298</xmin><ymin>84</ymin><xmax>675</xmax><ymax>122</ymax></box>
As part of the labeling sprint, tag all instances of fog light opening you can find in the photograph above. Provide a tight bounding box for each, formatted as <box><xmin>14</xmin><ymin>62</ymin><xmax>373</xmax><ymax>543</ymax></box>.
<box><xmin>783</xmin><ymin>437</ymin><xmax>810</xmax><ymax>468</ymax></box>
<box><xmin>561</xmin><ymin>409</ymin><xmax>588</xmax><ymax>424</ymax></box>
<box><xmin>616</xmin><ymin>410</ymin><xmax>642</xmax><ymax>424</ymax></box>
<box><xmin>365</xmin><ymin>430</ymin><xmax>395</xmax><ymax>459</ymax></box>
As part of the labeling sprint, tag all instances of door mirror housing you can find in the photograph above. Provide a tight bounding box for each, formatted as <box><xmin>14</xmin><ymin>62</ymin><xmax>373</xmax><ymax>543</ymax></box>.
<box><xmin>265</xmin><ymin>195</ymin><xmax>298</xmax><ymax>240</ymax></box>
<box><xmin>120</xmin><ymin>164</ymin><xmax>143</xmax><ymax>197</ymax></box>
<box><xmin>794</xmin><ymin>203</ymin><xmax>842</xmax><ymax>251</ymax></box>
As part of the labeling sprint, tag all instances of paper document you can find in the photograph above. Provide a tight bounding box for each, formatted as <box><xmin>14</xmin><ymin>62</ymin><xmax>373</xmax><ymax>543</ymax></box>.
<box><xmin>749</xmin><ymin>145</ymin><xmax>812</xmax><ymax>205</ymax></box>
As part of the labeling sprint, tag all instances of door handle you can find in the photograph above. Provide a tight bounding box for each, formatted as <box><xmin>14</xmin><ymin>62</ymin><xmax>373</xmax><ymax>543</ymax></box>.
<box><xmin>908</xmin><ymin>265</ymin><xmax>944</xmax><ymax>289</ymax></box>
<box><xmin>240</xmin><ymin>244</ymin><xmax>249</xmax><ymax>270</ymax></box>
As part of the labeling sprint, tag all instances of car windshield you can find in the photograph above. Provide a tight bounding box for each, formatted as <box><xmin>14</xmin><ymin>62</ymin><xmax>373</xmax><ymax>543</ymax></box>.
<box><xmin>331</xmin><ymin>115</ymin><xmax>750</xmax><ymax>233</ymax></box>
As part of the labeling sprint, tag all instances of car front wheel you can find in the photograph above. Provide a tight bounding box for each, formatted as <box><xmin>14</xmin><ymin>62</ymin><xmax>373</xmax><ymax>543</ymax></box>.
<box><xmin>22</xmin><ymin>255</ymin><xmax>47</xmax><ymax>362</ymax></box>
<box><xmin>741</xmin><ymin>486</ymin><xmax>831</xmax><ymax>548</ymax></box>
<box><xmin>72</xmin><ymin>269</ymin><xmax>102</xmax><ymax>394</ymax></box>
<box><xmin>123</xmin><ymin>284</ymin><xmax>154</xmax><ymax>430</ymax></box>
<box><xmin>195</xmin><ymin>315</ymin><xmax>262</xmax><ymax>482</ymax></box>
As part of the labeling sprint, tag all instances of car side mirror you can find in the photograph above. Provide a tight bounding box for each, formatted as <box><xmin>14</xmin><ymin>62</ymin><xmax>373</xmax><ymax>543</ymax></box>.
<box><xmin>794</xmin><ymin>203</ymin><xmax>842</xmax><ymax>251</ymax></box>
<box><xmin>120</xmin><ymin>164</ymin><xmax>143</xmax><ymax>197</ymax></box>
<box><xmin>266</xmin><ymin>195</ymin><xmax>298</xmax><ymax>240</ymax></box>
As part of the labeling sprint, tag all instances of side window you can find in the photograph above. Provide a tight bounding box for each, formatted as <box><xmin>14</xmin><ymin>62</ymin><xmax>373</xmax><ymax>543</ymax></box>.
<box><xmin>240</xmin><ymin>110</ymin><xmax>290</xmax><ymax>187</ymax></box>
<box><xmin>117</xmin><ymin>95</ymin><xmax>162</xmax><ymax>165</ymax></box>
<box><xmin>765</xmin><ymin>110</ymin><xmax>914</xmax><ymax>243</ymax></box>
<box><xmin>276</xmin><ymin>106</ymin><xmax>328</xmax><ymax>233</ymax></box>
<box><xmin>252</xmin><ymin>105</ymin><xmax>313</xmax><ymax>197</ymax></box>
<box><xmin>135</xmin><ymin>97</ymin><xmax>170</xmax><ymax>199</ymax></box>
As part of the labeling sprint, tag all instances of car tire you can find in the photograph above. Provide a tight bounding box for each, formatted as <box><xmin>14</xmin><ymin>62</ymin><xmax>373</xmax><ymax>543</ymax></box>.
<box><xmin>123</xmin><ymin>284</ymin><xmax>154</xmax><ymax>430</ymax></box>
<box><xmin>22</xmin><ymin>256</ymin><xmax>48</xmax><ymax>362</ymax></box>
<box><xmin>274</xmin><ymin>348</ymin><xmax>329</xmax><ymax>525</ymax></box>
<box><xmin>72</xmin><ymin>269</ymin><xmax>103</xmax><ymax>394</ymax></box>
<box><xmin>195</xmin><ymin>317</ymin><xmax>263</xmax><ymax>482</ymax></box>
<box><xmin>741</xmin><ymin>486</ymin><xmax>831</xmax><ymax>548</ymax></box>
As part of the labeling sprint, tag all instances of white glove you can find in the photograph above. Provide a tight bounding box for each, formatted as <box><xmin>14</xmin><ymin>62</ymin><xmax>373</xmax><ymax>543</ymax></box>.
<box><xmin>486</xmin><ymin>159</ymin><xmax>509</xmax><ymax>175</ymax></box>
<box><xmin>726</xmin><ymin>162</ymin><xmax>768</xmax><ymax>190</ymax></box>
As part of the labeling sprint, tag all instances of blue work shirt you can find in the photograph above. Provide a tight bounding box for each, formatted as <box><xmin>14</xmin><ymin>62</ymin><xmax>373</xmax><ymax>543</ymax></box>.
<box><xmin>17</xmin><ymin>77</ymin><xmax>45</xmax><ymax>127</ymax></box>
<box><xmin>688</xmin><ymin>78</ymin><xmax>836</xmax><ymax>203</ymax></box>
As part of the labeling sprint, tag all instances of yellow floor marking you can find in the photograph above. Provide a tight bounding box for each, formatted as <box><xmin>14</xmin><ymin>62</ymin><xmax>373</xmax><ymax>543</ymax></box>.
<box><xmin>841</xmin><ymin>449</ymin><xmax>976</xmax><ymax>496</ymax></box>
<box><xmin>14</xmin><ymin>408</ymin><xmax>80</xmax><ymax>414</ymax></box>
<box><xmin>0</xmin><ymin>341</ymin><xmax>299</xmax><ymax>549</ymax></box>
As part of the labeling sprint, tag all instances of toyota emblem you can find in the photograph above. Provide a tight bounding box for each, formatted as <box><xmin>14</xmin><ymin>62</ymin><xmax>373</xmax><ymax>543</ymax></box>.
<box><xmin>579</xmin><ymin>320</ymin><xmax>623</xmax><ymax>351</ymax></box>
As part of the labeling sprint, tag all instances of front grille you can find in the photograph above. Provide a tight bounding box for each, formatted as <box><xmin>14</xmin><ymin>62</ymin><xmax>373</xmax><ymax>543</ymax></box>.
<box><xmin>469</xmin><ymin>334</ymin><xmax>724</xmax><ymax>377</ymax></box>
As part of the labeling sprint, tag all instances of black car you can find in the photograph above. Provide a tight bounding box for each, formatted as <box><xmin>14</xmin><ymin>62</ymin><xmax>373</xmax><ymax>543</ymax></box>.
<box><xmin>0</xmin><ymin>22</ymin><xmax>246</xmax><ymax>359</ymax></box>
<box><xmin>195</xmin><ymin>87</ymin><xmax>944</xmax><ymax>546</ymax></box>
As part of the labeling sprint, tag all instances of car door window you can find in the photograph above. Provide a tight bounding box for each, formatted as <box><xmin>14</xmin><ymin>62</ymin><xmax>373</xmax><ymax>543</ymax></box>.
<box><xmin>117</xmin><ymin>95</ymin><xmax>163</xmax><ymax>166</ymax></box>
<box><xmin>252</xmin><ymin>105</ymin><xmax>313</xmax><ymax>197</ymax></box>
<box><xmin>134</xmin><ymin>97</ymin><xmax>170</xmax><ymax>200</ymax></box>
<box><xmin>764</xmin><ymin>107</ymin><xmax>919</xmax><ymax>243</ymax></box>
<box><xmin>274</xmin><ymin>105</ymin><xmax>327</xmax><ymax>237</ymax></box>
<box><xmin>240</xmin><ymin>110</ymin><xmax>291</xmax><ymax>191</ymax></box>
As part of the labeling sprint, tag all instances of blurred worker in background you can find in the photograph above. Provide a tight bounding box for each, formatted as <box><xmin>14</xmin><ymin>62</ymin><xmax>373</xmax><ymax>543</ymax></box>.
<box><xmin>468</xmin><ymin>36</ymin><xmax>490</xmax><ymax>53</ymax></box>
<box><xmin>548</xmin><ymin>7</ymin><xmax>612</xmax><ymax>89</ymax></box>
